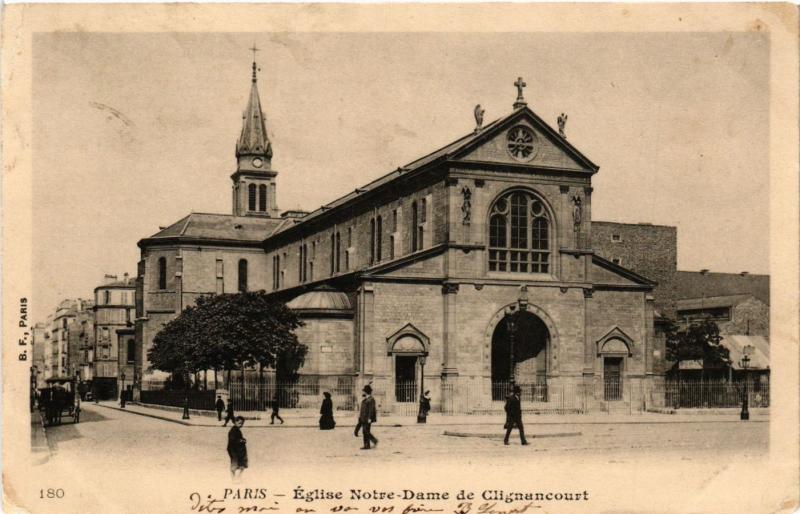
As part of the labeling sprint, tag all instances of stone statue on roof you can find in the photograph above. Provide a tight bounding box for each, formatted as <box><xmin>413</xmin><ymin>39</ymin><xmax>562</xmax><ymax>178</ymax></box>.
<box><xmin>558</xmin><ymin>112</ymin><xmax>568</xmax><ymax>138</ymax></box>
<box><xmin>474</xmin><ymin>104</ymin><xmax>485</xmax><ymax>132</ymax></box>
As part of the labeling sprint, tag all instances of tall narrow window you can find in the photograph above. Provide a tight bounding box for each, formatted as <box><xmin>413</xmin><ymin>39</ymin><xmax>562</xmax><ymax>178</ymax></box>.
<box><xmin>335</xmin><ymin>232</ymin><xmax>341</xmax><ymax>272</ymax></box>
<box><xmin>299</xmin><ymin>245</ymin><xmax>304</xmax><ymax>282</ymax></box>
<box><xmin>488</xmin><ymin>191</ymin><xmax>551</xmax><ymax>273</ymax></box>
<box><xmin>302</xmin><ymin>244</ymin><xmax>309</xmax><ymax>282</ymax></box>
<box><xmin>411</xmin><ymin>202</ymin><xmax>418</xmax><ymax>252</ymax></box>
<box><xmin>310</xmin><ymin>241</ymin><xmax>316</xmax><ymax>281</ymax></box>
<box><xmin>248</xmin><ymin>184</ymin><xmax>256</xmax><ymax>211</ymax></box>
<box><xmin>126</xmin><ymin>339</ymin><xmax>135</xmax><ymax>363</ymax></box>
<box><xmin>157</xmin><ymin>257</ymin><xmax>167</xmax><ymax>290</ymax></box>
<box><xmin>330</xmin><ymin>233</ymin><xmax>336</xmax><ymax>274</ymax></box>
<box><xmin>417</xmin><ymin>198</ymin><xmax>426</xmax><ymax>250</ymax></box>
<box><xmin>238</xmin><ymin>259</ymin><xmax>248</xmax><ymax>292</ymax></box>
<box><xmin>273</xmin><ymin>255</ymin><xmax>281</xmax><ymax>290</ymax></box>
<box><xmin>376</xmin><ymin>216</ymin><xmax>383</xmax><ymax>262</ymax></box>
<box><xmin>346</xmin><ymin>227</ymin><xmax>352</xmax><ymax>270</ymax></box>
<box><xmin>369</xmin><ymin>218</ymin><xmax>376</xmax><ymax>264</ymax></box>
<box><xmin>103</xmin><ymin>290</ymin><xmax>110</xmax><ymax>304</ymax></box>
<box><xmin>258</xmin><ymin>185</ymin><xmax>267</xmax><ymax>212</ymax></box>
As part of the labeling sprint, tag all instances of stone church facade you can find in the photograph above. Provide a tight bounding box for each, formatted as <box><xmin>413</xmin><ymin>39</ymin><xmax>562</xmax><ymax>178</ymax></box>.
<box><xmin>136</xmin><ymin>62</ymin><xmax>666</xmax><ymax>413</ymax></box>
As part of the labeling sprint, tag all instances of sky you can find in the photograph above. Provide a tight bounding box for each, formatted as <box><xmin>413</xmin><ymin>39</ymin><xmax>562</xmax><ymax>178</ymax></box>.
<box><xmin>31</xmin><ymin>31</ymin><xmax>769</xmax><ymax>320</ymax></box>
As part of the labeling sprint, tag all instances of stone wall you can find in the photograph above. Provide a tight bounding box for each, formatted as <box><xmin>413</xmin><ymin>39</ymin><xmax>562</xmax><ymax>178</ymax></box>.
<box><xmin>591</xmin><ymin>222</ymin><xmax>677</xmax><ymax>316</ymax></box>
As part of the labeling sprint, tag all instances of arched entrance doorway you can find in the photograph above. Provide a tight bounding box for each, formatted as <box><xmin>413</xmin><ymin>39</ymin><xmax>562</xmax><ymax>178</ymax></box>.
<box><xmin>491</xmin><ymin>311</ymin><xmax>550</xmax><ymax>400</ymax></box>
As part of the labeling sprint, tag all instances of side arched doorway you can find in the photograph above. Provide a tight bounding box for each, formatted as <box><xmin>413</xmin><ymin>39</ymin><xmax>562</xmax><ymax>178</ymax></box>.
<box><xmin>491</xmin><ymin>311</ymin><xmax>550</xmax><ymax>400</ymax></box>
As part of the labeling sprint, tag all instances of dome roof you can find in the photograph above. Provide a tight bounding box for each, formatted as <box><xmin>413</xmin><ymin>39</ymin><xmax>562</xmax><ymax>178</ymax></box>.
<box><xmin>286</xmin><ymin>287</ymin><xmax>352</xmax><ymax>312</ymax></box>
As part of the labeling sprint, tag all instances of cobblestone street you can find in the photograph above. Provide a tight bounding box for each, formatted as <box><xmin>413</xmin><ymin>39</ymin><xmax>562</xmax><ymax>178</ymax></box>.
<box><xmin>16</xmin><ymin>403</ymin><xmax>780</xmax><ymax>514</ymax></box>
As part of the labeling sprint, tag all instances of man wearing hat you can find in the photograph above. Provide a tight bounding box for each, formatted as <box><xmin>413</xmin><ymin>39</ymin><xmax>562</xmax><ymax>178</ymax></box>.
<box><xmin>504</xmin><ymin>385</ymin><xmax>528</xmax><ymax>446</ymax></box>
<box><xmin>358</xmin><ymin>384</ymin><xmax>378</xmax><ymax>450</ymax></box>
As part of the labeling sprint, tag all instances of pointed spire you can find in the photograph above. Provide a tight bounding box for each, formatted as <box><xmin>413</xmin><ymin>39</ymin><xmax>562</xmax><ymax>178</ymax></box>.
<box><xmin>236</xmin><ymin>46</ymin><xmax>272</xmax><ymax>167</ymax></box>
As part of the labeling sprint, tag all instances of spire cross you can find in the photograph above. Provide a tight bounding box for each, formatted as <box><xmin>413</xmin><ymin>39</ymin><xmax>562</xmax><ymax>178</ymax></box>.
<box><xmin>249</xmin><ymin>44</ymin><xmax>260</xmax><ymax>82</ymax></box>
<box><xmin>249</xmin><ymin>44</ymin><xmax>260</xmax><ymax>62</ymax></box>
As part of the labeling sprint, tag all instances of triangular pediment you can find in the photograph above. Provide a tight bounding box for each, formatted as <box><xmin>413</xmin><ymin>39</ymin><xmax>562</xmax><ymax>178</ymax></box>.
<box><xmin>591</xmin><ymin>255</ymin><xmax>655</xmax><ymax>288</ymax></box>
<box><xmin>451</xmin><ymin>108</ymin><xmax>598</xmax><ymax>172</ymax></box>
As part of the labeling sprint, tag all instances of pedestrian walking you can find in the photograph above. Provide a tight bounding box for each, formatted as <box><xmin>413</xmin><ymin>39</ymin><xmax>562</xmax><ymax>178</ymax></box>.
<box><xmin>226</xmin><ymin>416</ymin><xmax>248</xmax><ymax>479</ymax></box>
<box><xmin>215</xmin><ymin>396</ymin><xmax>225</xmax><ymax>422</ymax></box>
<box><xmin>358</xmin><ymin>385</ymin><xmax>378</xmax><ymax>450</ymax></box>
<box><xmin>270</xmin><ymin>395</ymin><xmax>284</xmax><ymax>425</ymax></box>
<box><xmin>319</xmin><ymin>392</ymin><xmax>336</xmax><ymax>430</ymax></box>
<box><xmin>503</xmin><ymin>385</ymin><xmax>528</xmax><ymax>446</ymax></box>
<box><xmin>353</xmin><ymin>392</ymin><xmax>366</xmax><ymax>437</ymax></box>
<box><xmin>420</xmin><ymin>390</ymin><xmax>431</xmax><ymax>418</ymax></box>
<box><xmin>222</xmin><ymin>401</ymin><xmax>235</xmax><ymax>427</ymax></box>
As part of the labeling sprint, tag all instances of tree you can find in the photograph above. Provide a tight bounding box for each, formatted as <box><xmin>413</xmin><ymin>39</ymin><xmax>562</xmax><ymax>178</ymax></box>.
<box><xmin>148</xmin><ymin>291</ymin><xmax>306</xmax><ymax>381</ymax></box>
<box><xmin>664</xmin><ymin>318</ymin><xmax>731</xmax><ymax>373</ymax></box>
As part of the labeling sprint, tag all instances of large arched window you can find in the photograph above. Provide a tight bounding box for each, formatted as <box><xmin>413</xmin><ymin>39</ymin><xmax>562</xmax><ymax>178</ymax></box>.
<box><xmin>258</xmin><ymin>185</ymin><xmax>267</xmax><ymax>212</ymax></box>
<box><xmin>248</xmin><ymin>184</ymin><xmax>256</xmax><ymax>211</ymax></box>
<box><xmin>157</xmin><ymin>257</ymin><xmax>167</xmax><ymax>289</ymax></box>
<box><xmin>488</xmin><ymin>191</ymin><xmax>551</xmax><ymax>273</ymax></box>
<box><xmin>238</xmin><ymin>259</ymin><xmax>248</xmax><ymax>292</ymax></box>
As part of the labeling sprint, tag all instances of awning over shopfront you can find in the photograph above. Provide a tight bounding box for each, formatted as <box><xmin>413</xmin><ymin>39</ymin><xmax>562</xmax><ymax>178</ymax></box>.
<box><xmin>726</xmin><ymin>335</ymin><xmax>769</xmax><ymax>370</ymax></box>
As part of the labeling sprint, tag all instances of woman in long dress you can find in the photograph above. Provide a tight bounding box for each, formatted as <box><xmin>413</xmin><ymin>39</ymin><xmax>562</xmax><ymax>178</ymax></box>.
<box><xmin>319</xmin><ymin>392</ymin><xmax>336</xmax><ymax>430</ymax></box>
<box><xmin>227</xmin><ymin>416</ymin><xmax>248</xmax><ymax>478</ymax></box>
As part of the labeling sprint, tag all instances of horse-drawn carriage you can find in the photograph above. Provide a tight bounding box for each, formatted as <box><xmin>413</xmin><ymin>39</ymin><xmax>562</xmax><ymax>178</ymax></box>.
<box><xmin>39</xmin><ymin>377</ymin><xmax>80</xmax><ymax>426</ymax></box>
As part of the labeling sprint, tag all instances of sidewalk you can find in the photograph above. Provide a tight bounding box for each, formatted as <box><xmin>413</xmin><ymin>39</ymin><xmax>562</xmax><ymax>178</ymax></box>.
<box><xmin>93</xmin><ymin>401</ymin><xmax>769</xmax><ymax>428</ymax></box>
<box><xmin>30</xmin><ymin>409</ymin><xmax>51</xmax><ymax>465</ymax></box>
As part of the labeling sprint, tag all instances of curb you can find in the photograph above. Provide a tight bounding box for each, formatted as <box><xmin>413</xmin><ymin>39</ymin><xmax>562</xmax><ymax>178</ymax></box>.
<box><xmin>443</xmin><ymin>431</ymin><xmax>582</xmax><ymax>439</ymax></box>
<box><xmin>94</xmin><ymin>404</ymin><xmax>769</xmax><ymax>428</ymax></box>
<box><xmin>97</xmin><ymin>403</ymin><xmax>192</xmax><ymax>425</ymax></box>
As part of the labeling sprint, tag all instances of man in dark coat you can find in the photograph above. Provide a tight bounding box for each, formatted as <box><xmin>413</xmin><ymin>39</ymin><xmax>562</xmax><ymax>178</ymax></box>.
<box><xmin>358</xmin><ymin>385</ymin><xmax>378</xmax><ymax>449</ymax></box>
<box><xmin>504</xmin><ymin>385</ymin><xmax>528</xmax><ymax>446</ymax></box>
<box><xmin>215</xmin><ymin>396</ymin><xmax>225</xmax><ymax>422</ymax></box>
<box><xmin>227</xmin><ymin>416</ymin><xmax>248</xmax><ymax>478</ymax></box>
<box><xmin>222</xmin><ymin>401</ymin><xmax>236</xmax><ymax>427</ymax></box>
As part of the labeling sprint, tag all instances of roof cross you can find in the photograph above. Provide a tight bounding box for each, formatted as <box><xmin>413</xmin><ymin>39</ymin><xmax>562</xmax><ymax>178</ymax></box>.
<box><xmin>513</xmin><ymin>76</ymin><xmax>528</xmax><ymax>109</ymax></box>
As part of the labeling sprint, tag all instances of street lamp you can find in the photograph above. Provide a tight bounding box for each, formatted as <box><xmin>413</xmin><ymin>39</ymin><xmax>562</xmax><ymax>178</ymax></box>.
<box><xmin>182</xmin><ymin>371</ymin><xmax>191</xmax><ymax>420</ymax></box>
<box><xmin>119</xmin><ymin>372</ymin><xmax>126</xmax><ymax>408</ymax></box>
<box><xmin>416</xmin><ymin>353</ymin><xmax>429</xmax><ymax>424</ymax></box>
<box><xmin>740</xmin><ymin>345</ymin><xmax>754</xmax><ymax>421</ymax></box>
<box><xmin>505</xmin><ymin>285</ymin><xmax>529</xmax><ymax>389</ymax></box>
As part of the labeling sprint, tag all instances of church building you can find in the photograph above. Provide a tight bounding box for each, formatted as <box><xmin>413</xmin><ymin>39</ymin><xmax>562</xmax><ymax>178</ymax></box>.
<box><xmin>136</xmin><ymin>59</ymin><xmax>666</xmax><ymax>413</ymax></box>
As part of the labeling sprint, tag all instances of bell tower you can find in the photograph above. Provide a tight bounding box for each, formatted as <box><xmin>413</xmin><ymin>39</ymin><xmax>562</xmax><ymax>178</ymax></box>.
<box><xmin>232</xmin><ymin>47</ymin><xmax>280</xmax><ymax>218</ymax></box>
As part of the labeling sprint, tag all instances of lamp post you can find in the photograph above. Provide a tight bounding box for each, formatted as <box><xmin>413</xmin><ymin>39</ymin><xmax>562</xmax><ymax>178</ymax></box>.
<box><xmin>505</xmin><ymin>285</ymin><xmax>529</xmax><ymax>390</ymax></box>
<box><xmin>119</xmin><ymin>372</ymin><xmax>126</xmax><ymax>408</ymax></box>
<box><xmin>182</xmin><ymin>371</ymin><xmax>191</xmax><ymax>420</ymax></box>
<box><xmin>740</xmin><ymin>345</ymin><xmax>753</xmax><ymax>421</ymax></box>
<box><xmin>416</xmin><ymin>353</ymin><xmax>428</xmax><ymax>423</ymax></box>
<box><xmin>506</xmin><ymin>307</ymin><xmax>519</xmax><ymax>388</ymax></box>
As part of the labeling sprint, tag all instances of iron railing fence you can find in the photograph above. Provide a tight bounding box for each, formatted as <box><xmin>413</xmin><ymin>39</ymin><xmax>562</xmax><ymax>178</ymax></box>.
<box><xmin>134</xmin><ymin>376</ymin><xmax>769</xmax><ymax>414</ymax></box>
<box><xmin>139</xmin><ymin>389</ymin><xmax>217</xmax><ymax>410</ymax></box>
<box><xmin>652</xmin><ymin>378</ymin><xmax>769</xmax><ymax>409</ymax></box>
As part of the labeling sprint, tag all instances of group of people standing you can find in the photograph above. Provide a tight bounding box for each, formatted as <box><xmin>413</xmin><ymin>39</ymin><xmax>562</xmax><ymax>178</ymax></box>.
<box><xmin>221</xmin><ymin>383</ymin><xmax>528</xmax><ymax>478</ymax></box>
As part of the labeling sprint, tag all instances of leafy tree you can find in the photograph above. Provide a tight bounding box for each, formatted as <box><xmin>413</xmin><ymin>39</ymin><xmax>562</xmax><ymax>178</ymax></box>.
<box><xmin>664</xmin><ymin>318</ymin><xmax>730</xmax><ymax>372</ymax></box>
<box><xmin>148</xmin><ymin>291</ymin><xmax>306</xmax><ymax>380</ymax></box>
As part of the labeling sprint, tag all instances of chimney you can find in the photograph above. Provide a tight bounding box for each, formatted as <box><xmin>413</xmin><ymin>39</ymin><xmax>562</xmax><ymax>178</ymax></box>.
<box><xmin>103</xmin><ymin>274</ymin><xmax>118</xmax><ymax>285</ymax></box>
<box><xmin>123</xmin><ymin>272</ymin><xmax>130</xmax><ymax>284</ymax></box>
